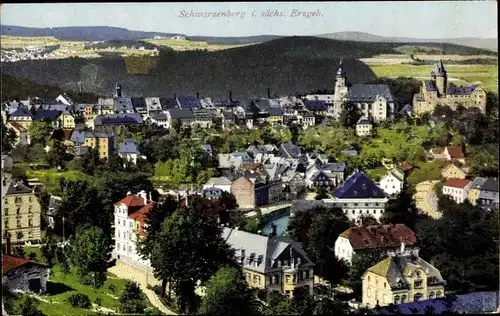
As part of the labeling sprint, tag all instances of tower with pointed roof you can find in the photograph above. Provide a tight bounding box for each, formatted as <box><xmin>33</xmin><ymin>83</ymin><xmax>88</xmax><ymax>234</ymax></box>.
<box><xmin>434</xmin><ymin>59</ymin><xmax>447</xmax><ymax>96</ymax></box>
<box><xmin>334</xmin><ymin>60</ymin><xmax>349</xmax><ymax>119</ymax></box>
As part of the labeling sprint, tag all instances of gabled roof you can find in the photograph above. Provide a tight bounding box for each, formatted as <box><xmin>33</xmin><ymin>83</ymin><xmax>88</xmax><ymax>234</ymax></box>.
<box><xmin>339</xmin><ymin>224</ymin><xmax>416</xmax><ymax>250</ymax></box>
<box><xmin>322</xmin><ymin>162</ymin><xmax>346</xmax><ymax>172</ymax></box>
<box><xmin>8</xmin><ymin>108</ymin><xmax>33</xmax><ymax>118</ymax></box>
<box><xmin>447</xmin><ymin>85</ymin><xmax>478</xmax><ymax>96</ymax></box>
<box><xmin>151</xmin><ymin>112</ymin><xmax>168</xmax><ymax>120</ymax></box>
<box><xmin>114</xmin><ymin>194</ymin><xmax>146</xmax><ymax>208</ymax></box>
<box><xmin>4</xmin><ymin>181</ymin><xmax>33</xmax><ymax>196</ymax></box>
<box><xmin>357</xmin><ymin>119</ymin><xmax>372</xmax><ymax>125</ymax></box>
<box><xmin>446</xmin><ymin>146</ymin><xmax>465</xmax><ymax>159</ymax></box>
<box><xmin>160</xmin><ymin>97</ymin><xmax>180</xmax><ymax>110</ymax></box>
<box><xmin>304</xmin><ymin>100</ymin><xmax>328</xmax><ymax>111</ymax></box>
<box><xmin>481</xmin><ymin>178</ymin><xmax>499</xmax><ymax>192</ymax></box>
<box><xmin>94</xmin><ymin>113</ymin><xmax>143</xmax><ymax>126</ymax></box>
<box><xmin>348</xmin><ymin>84</ymin><xmax>394</xmax><ymax>102</ymax></box>
<box><xmin>397</xmin><ymin>161</ymin><xmax>414</xmax><ymax>172</ymax></box>
<box><xmin>280</xmin><ymin>142</ymin><xmax>302</xmax><ymax>159</ymax></box>
<box><xmin>178</xmin><ymin>96</ymin><xmax>201</xmax><ymax>109</ymax></box>
<box><xmin>2</xmin><ymin>255</ymin><xmax>44</xmax><ymax>275</ymax></box>
<box><xmin>114</xmin><ymin>97</ymin><xmax>134</xmax><ymax>111</ymax></box>
<box><xmin>470</xmin><ymin>177</ymin><xmax>488</xmax><ymax>190</ymax></box>
<box><xmin>33</xmin><ymin>110</ymin><xmax>62</xmax><ymax>121</ymax></box>
<box><xmin>222</xmin><ymin>227</ymin><xmax>313</xmax><ymax>274</ymax></box>
<box><xmin>71</xmin><ymin>130</ymin><xmax>86</xmax><ymax>143</ymax></box>
<box><xmin>128</xmin><ymin>202</ymin><xmax>155</xmax><ymax>237</ymax></box>
<box><xmin>119</xmin><ymin>139</ymin><xmax>139</xmax><ymax>154</ymax></box>
<box><xmin>168</xmin><ymin>108</ymin><xmax>194</xmax><ymax>120</ymax></box>
<box><xmin>332</xmin><ymin>171</ymin><xmax>385</xmax><ymax>199</ymax></box>
<box><xmin>205</xmin><ymin>176</ymin><xmax>232</xmax><ymax>186</ymax></box>
<box><xmin>444</xmin><ymin>178</ymin><xmax>471</xmax><ymax>189</ymax></box>
<box><xmin>312</xmin><ymin>170</ymin><xmax>330</xmax><ymax>182</ymax></box>
<box><xmin>267</xmin><ymin>107</ymin><xmax>284</xmax><ymax>116</ymax></box>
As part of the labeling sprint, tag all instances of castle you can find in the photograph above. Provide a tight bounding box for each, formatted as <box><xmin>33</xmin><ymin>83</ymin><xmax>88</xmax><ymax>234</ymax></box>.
<box><xmin>412</xmin><ymin>60</ymin><xmax>487</xmax><ymax>116</ymax></box>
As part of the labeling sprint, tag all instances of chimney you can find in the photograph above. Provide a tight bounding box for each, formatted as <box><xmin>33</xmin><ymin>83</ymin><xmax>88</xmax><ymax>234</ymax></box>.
<box><xmin>173</xmin><ymin>93</ymin><xmax>177</xmax><ymax>99</ymax></box>
<box><xmin>400</xmin><ymin>241</ymin><xmax>405</xmax><ymax>253</ymax></box>
<box><xmin>196</xmin><ymin>92</ymin><xmax>200</xmax><ymax>100</ymax></box>
<box><xmin>267</xmin><ymin>87</ymin><xmax>271</xmax><ymax>99</ymax></box>
<box><xmin>229</xmin><ymin>91</ymin><xmax>233</xmax><ymax>102</ymax></box>
<box><xmin>126</xmin><ymin>191</ymin><xmax>132</xmax><ymax>196</ymax></box>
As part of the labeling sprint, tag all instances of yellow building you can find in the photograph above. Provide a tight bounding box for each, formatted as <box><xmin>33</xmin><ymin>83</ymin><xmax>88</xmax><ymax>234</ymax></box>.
<box><xmin>468</xmin><ymin>177</ymin><xmax>487</xmax><ymax>206</ymax></box>
<box><xmin>223</xmin><ymin>228</ymin><xmax>315</xmax><ymax>297</ymax></box>
<box><xmin>413</xmin><ymin>61</ymin><xmax>487</xmax><ymax>116</ymax></box>
<box><xmin>60</xmin><ymin>112</ymin><xmax>76</xmax><ymax>129</ymax></box>
<box><xmin>266</xmin><ymin>108</ymin><xmax>284</xmax><ymax>126</ymax></box>
<box><xmin>1</xmin><ymin>180</ymin><xmax>42</xmax><ymax>244</ymax></box>
<box><xmin>362</xmin><ymin>245</ymin><xmax>445</xmax><ymax>309</ymax></box>
<box><xmin>83</xmin><ymin>132</ymin><xmax>114</xmax><ymax>159</ymax></box>
<box><xmin>441</xmin><ymin>163</ymin><xmax>469</xmax><ymax>180</ymax></box>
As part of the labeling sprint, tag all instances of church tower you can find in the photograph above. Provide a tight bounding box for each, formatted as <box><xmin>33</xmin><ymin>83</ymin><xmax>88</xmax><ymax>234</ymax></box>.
<box><xmin>115</xmin><ymin>83</ymin><xmax>122</xmax><ymax>98</ymax></box>
<box><xmin>434</xmin><ymin>60</ymin><xmax>447</xmax><ymax>97</ymax></box>
<box><xmin>334</xmin><ymin>60</ymin><xmax>349</xmax><ymax>119</ymax></box>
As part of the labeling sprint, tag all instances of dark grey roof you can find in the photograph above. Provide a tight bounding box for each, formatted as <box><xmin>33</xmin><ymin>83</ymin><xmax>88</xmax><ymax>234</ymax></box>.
<box><xmin>348</xmin><ymin>84</ymin><xmax>394</xmax><ymax>102</ymax></box>
<box><xmin>33</xmin><ymin>110</ymin><xmax>62</xmax><ymax>121</ymax></box>
<box><xmin>222</xmin><ymin>228</ymin><xmax>313</xmax><ymax>274</ymax></box>
<box><xmin>268</xmin><ymin>107</ymin><xmax>284</xmax><ymax>116</ymax></box>
<box><xmin>151</xmin><ymin>112</ymin><xmax>168</xmax><ymax>120</ymax></box>
<box><xmin>223</xmin><ymin>111</ymin><xmax>235</xmax><ymax>120</ymax></box>
<box><xmin>94</xmin><ymin>113</ymin><xmax>143</xmax><ymax>125</ymax></box>
<box><xmin>357</xmin><ymin>119</ymin><xmax>372</xmax><ymax>125</ymax></box>
<box><xmin>168</xmin><ymin>108</ymin><xmax>194</xmax><ymax>120</ymax></box>
<box><xmin>119</xmin><ymin>139</ymin><xmax>139</xmax><ymax>154</ymax></box>
<box><xmin>8</xmin><ymin>108</ymin><xmax>32</xmax><ymax>118</ymax></box>
<box><xmin>304</xmin><ymin>100</ymin><xmax>328</xmax><ymax>111</ymax></box>
<box><xmin>178</xmin><ymin>96</ymin><xmax>201</xmax><ymax>109</ymax></box>
<box><xmin>332</xmin><ymin>171</ymin><xmax>385</xmax><ymax>199</ymax></box>
<box><xmin>131</xmin><ymin>97</ymin><xmax>147</xmax><ymax>109</ymax></box>
<box><xmin>114</xmin><ymin>97</ymin><xmax>134</xmax><ymax>112</ymax></box>
<box><xmin>481</xmin><ymin>178</ymin><xmax>499</xmax><ymax>192</ymax></box>
<box><xmin>470</xmin><ymin>177</ymin><xmax>487</xmax><ymax>190</ymax></box>
<box><xmin>4</xmin><ymin>181</ymin><xmax>33</xmax><ymax>196</ymax></box>
<box><xmin>160</xmin><ymin>97</ymin><xmax>180</xmax><ymax>110</ymax></box>
<box><xmin>193</xmin><ymin>108</ymin><xmax>215</xmax><ymax>119</ymax></box>
<box><xmin>280</xmin><ymin>142</ymin><xmax>302</xmax><ymax>159</ymax></box>
<box><xmin>321</xmin><ymin>162</ymin><xmax>346</xmax><ymax>172</ymax></box>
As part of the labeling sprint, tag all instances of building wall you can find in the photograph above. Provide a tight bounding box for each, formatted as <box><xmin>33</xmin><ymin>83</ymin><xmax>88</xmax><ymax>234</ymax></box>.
<box><xmin>468</xmin><ymin>188</ymin><xmax>481</xmax><ymax>206</ymax></box>
<box><xmin>442</xmin><ymin>185</ymin><xmax>469</xmax><ymax>204</ymax></box>
<box><xmin>334</xmin><ymin>236</ymin><xmax>355</xmax><ymax>264</ymax></box>
<box><xmin>231</xmin><ymin>178</ymin><xmax>255</xmax><ymax>209</ymax></box>
<box><xmin>3</xmin><ymin>265</ymin><xmax>49</xmax><ymax>293</ymax></box>
<box><xmin>363</xmin><ymin>271</ymin><xmax>393</xmax><ymax>308</ymax></box>
<box><xmin>2</xmin><ymin>192</ymin><xmax>42</xmax><ymax>243</ymax></box>
<box><xmin>380</xmin><ymin>174</ymin><xmax>403</xmax><ymax>196</ymax></box>
<box><xmin>356</xmin><ymin>124</ymin><xmax>373</xmax><ymax>137</ymax></box>
<box><xmin>61</xmin><ymin>114</ymin><xmax>76</xmax><ymax>129</ymax></box>
<box><xmin>442</xmin><ymin>166</ymin><xmax>467</xmax><ymax>179</ymax></box>
<box><xmin>322</xmin><ymin>198</ymin><xmax>388</xmax><ymax>222</ymax></box>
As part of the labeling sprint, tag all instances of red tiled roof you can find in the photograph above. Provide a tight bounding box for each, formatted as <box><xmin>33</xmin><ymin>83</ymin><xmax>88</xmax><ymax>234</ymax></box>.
<box><xmin>128</xmin><ymin>202</ymin><xmax>154</xmax><ymax>221</ymax></box>
<box><xmin>446</xmin><ymin>146</ymin><xmax>465</xmax><ymax>159</ymax></box>
<box><xmin>444</xmin><ymin>178</ymin><xmax>471</xmax><ymax>189</ymax></box>
<box><xmin>339</xmin><ymin>224</ymin><xmax>417</xmax><ymax>250</ymax></box>
<box><xmin>2</xmin><ymin>255</ymin><xmax>30</xmax><ymax>274</ymax></box>
<box><xmin>397</xmin><ymin>161</ymin><xmax>414</xmax><ymax>172</ymax></box>
<box><xmin>114</xmin><ymin>195</ymin><xmax>146</xmax><ymax>208</ymax></box>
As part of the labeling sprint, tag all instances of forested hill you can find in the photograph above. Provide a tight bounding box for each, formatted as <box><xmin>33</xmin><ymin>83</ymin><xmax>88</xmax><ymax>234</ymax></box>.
<box><xmin>1</xmin><ymin>36</ymin><xmax>494</xmax><ymax>100</ymax></box>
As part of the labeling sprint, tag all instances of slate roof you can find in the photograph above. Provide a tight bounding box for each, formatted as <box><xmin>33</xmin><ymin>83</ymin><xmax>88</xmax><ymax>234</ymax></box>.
<box><xmin>131</xmin><ymin>97</ymin><xmax>147</xmax><ymax>109</ymax></box>
<box><xmin>322</xmin><ymin>162</ymin><xmax>346</xmax><ymax>173</ymax></box>
<box><xmin>94</xmin><ymin>113</ymin><xmax>143</xmax><ymax>125</ymax></box>
<box><xmin>357</xmin><ymin>119</ymin><xmax>372</xmax><ymax>125</ymax></box>
<box><xmin>222</xmin><ymin>227</ymin><xmax>313</xmax><ymax>274</ymax></box>
<box><xmin>469</xmin><ymin>177</ymin><xmax>488</xmax><ymax>190</ymax></box>
<box><xmin>280</xmin><ymin>142</ymin><xmax>302</xmax><ymax>159</ymax></box>
<box><xmin>160</xmin><ymin>97</ymin><xmax>180</xmax><ymax>110</ymax></box>
<box><xmin>8</xmin><ymin>108</ymin><xmax>32</xmax><ymax>118</ymax></box>
<box><xmin>375</xmin><ymin>291</ymin><xmax>499</xmax><ymax>315</ymax></box>
<box><xmin>178</xmin><ymin>96</ymin><xmax>201</xmax><ymax>109</ymax></box>
<box><xmin>268</xmin><ymin>107</ymin><xmax>284</xmax><ymax>116</ymax></box>
<box><xmin>84</xmin><ymin>131</ymin><xmax>113</xmax><ymax>139</ymax></box>
<box><xmin>367</xmin><ymin>253</ymin><xmax>445</xmax><ymax>290</ymax></box>
<box><xmin>223</xmin><ymin>111</ymin><xmax>235</xmax><ymax>120</ymax></box>
<box><xmin>425</xmin><ymin>80</ymin><xmax>438</xmax><ymax>92</ymax></box>
<box><xmin>205</xmin><ymin>176</ymin><xmax>232</xmax><ymax>186</ymax></box>
<box><xmin>446</xmin><ymin>85</ymin><xmax>478</xmax><ymax>96</ymax></box>
<box><xmin>71</xmin><ymin>130</ymin><xmax>86</xmax><ymax>144</ymax></box>
<box><xmin>304</xmin><ymin>100</ymin><xmax>328</xmax><ymax>111</ymax></box>
<box><xmin>4</xmin><ymin>181</ymin><xmax>33</xmax><ymax>196</ymax></box>
<box><xmin>348</xmin><ymin>84</ymin><xmax>394</xmax><ymax>102</ymax></box>
<box><xmin>339</xmin><ymin>224</ymin><xmax>416</xmax><ymax>250</ymax></box>
<box><xmin>33</xmin><ymin>110</ymin><xmax>62</xmax><ymax>121</ymax></box>
<box><xmin>332</xmin><ymin>171</ymin><xmax>385</xmax><ymax>199</ymax></box>
<box><xmin>481</xmin><ymin>178</ymin><xmax>499</xmax><ymax>192</ymax></box>
<box><xmin>151</xmin><ymin>112</ymin><xmax>168</xmax><ymax>121</ymax></box>
<box><xmin>168</xmin><ymin>108</ymin><xmax>194</xmax><ymax>120</ymax></box>
<box><xmin>444</xmin><ymin>178</ymin><xmax>471</xmax><ymax>189</ymax></box>
<box><xmin>250</xmin><ymin>99</ymin><xmax>272</xmax><ymax>112</ymax></box>
<box><xmin>119</xmin><ymin>139</ymin><xmax>139</xmax><ymax>154</ymax></box>
<box><xmin>114</xmin><ymin>97</ymin><xmax>134</xmax><ymax>112</ymax></box>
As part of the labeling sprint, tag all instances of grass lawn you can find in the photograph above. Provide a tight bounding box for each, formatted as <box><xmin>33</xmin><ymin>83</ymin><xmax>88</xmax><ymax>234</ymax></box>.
<box><xmin>7</xmin><ymin>264</ymin><xmax>153</xmax><ymax>315</ymax></box>
<box><xmin>24</xmin><ymin>246</ymin><xmax>43</xmax><ymax>262</ymax></box>
<box><xmin>25</xmin><ymin>168</ymin><xmax>92</xmax><ymax>193</ymax></box>
<box><xmin>365</xmin><ymin>167</ymin><xmax>388</xmax><ymax>182</ymax></box>
<box><xmin>369</xmin><ymin>64</ymin><xmax>498</xmax><ymax>92</ymax></box>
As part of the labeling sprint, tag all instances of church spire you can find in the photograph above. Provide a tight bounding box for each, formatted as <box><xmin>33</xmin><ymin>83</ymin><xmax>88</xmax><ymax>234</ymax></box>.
<box><xmin>336</xmin><ymin>59</ymin><xmax>346</xmax><ymax>77</ymax></box>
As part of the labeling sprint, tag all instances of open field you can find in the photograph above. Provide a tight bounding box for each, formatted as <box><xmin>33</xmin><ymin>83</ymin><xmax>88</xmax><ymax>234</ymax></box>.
<box><xmin>144</xmin><ymin>38</ymin><xmax>249</xmax><ymax>51</ymax></box>
<box><xmin>25</xmin><ymin>169</ymin><xmax>92</xmax><ymax>193</ymax></box>
<box><xmin>369</xmin><ymin>63</ymin><xmax>498</xmax><ymax>92</ymax></box>
<box><xmin>123</xmin><ymin>55</ymin><xmax>161</xmax><ymax>74</ymax></box>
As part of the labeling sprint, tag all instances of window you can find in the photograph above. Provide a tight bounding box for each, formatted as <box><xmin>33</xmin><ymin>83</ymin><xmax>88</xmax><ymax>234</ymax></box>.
<box><xmin>16</xmin><ymin>219</ymin><xmax>21</xmax><ymax>228</ymax></box>
<box><xmin>118</xmin><ymin>219</ymin><xmax>121</xmax><ymax>225</ymax></box>
<box><xmin>117</xmin><ymin>242</ymin><xmax>120</xmax><ymax>250</ymax></box>
<box><xmin>28</xmin><ymin>206</ymin><xmax>32</xmax><ymax>213</ymax></box>
<box><xmin>4</xmin><ymin>220</ymin><xmax>9</xmax><ymax>228</ymax></box>
<box><xmin>253</xmin><ymin>275</ymin><xmax>260</xmax><ymax>284</ymax></box>
<box><xmin>128</xmin><ymin>246</ymin><xmax>132</xmax><ymax>253</ymax></box>
<box><xmin>16</xmin><ymin>208</ymin><xmax>20</xmax><ymax>215</ymax></box>
<box><xmin>28</xmin><ymin>219</ymin><xmax>33</xmax><ymax>227</ymax></box>
<box><xmin>3</xmin><ymin>208</ymin><xmax>8</xmax><ymax>216</ymax></box>
<box><xmin>401</xmin><ymin>295</ymin><xmax>407</xmax><ymax>304</ymax></box>
<box><xmin>394</xmin><ymin>295</ymin><xmax>400</xmax><ymax>304</ymax></box>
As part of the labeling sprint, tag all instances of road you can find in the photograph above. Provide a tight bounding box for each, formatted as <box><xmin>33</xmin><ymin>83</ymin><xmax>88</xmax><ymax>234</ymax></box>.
<box><xmin>244</xmin><ymin>201</ymin><xmax>291</xmax><ymax>218</ymax></box>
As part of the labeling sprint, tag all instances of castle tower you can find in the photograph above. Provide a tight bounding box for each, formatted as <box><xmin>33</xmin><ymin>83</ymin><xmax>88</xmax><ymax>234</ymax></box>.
<box><xmin>115</xmin><ymin>83</ymin><xmax>122</xmax><ymax>98</ymax></box>
<box><xmin>434</xmin><ymin>59</ymin><xmax>447</xmax><ymax>97</ymax></box>
<box><xmin>334</xmin><ymin>60</ymin><xmax>349</xmax><ymax>119</ymax></box>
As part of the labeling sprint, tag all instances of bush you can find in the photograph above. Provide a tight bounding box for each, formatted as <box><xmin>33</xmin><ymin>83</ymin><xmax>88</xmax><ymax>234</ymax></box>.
<box><xmin>67</xmin><ymin>293</ymin><xmax>91</xmax><ymax>309</ymax></box>
<box><xmin>94</xmin><ymin>297</ymin><xmax>102</xmax><ymax>306</ymax></box>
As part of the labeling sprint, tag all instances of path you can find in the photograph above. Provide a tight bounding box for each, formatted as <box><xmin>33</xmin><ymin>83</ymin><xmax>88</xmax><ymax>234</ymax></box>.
<box><xmin>244</xmin><ymin>201</ymin><xmax>291</xmax><ymax>218</ymax></box>
<box><xmin>414</xmin><ymin>180</ymin><xmax>441</xmax><ymax>219</ymax></box>
<box><xmin>108</xmin><ymin>260</ymin><xmax>176</xmax><ymax>315</ymax></box>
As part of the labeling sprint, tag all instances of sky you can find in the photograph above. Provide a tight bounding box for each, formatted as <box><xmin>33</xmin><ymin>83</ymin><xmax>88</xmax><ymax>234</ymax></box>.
<box><xmin>1</xmin><ymin>2</ymin><xmax>497</xmax><ymax>38</ymax></box>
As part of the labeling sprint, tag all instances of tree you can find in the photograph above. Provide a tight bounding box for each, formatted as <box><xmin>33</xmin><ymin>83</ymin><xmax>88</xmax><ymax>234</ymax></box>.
<box><xmin>71</xmin><ymin>226</ymin><xmax>112</xmax><ymax>288</ymax></box>
<box><xmin>18</xmin><ymin>295</ymin><xmax>46</xmax><ymax>316</ymax></box>
<box><xmin>288</xmin><ymin>207</ymin><xmax>350</xmax><ymax>286</ymax></box>
<box><xmin>119</xmin><ymin>281</ymin><xmax>147</xmax><ymax>314</ymax></box>
<box><xmin>150</xmin><ymin>208</ymin><xmax>236</xmax><ymax>314</ymax></box>
<box><xmin>1</xmin><ymin>122</ymin><xmax>17</xmax><ymax>153</ymax></box>
<box><xmin>40</xmin><ymin>235</ymin><xmax>58</xmax><ymax>267</ymax></box>
<box><xmin>28</xmin><ymin>120</ymin><xmax>53</xmax><ymax>146</ymax></box>
<box><xmin>198</xmin><ymin>266</ymin><xmax>260</xmax><ymax>315</ymax></box>
<box><xmin>381</xmin><ymin>187</ymin><xmax>422</xmax><ymax>231</ymax></box>
<box><xmin>348</xmin><ymin>251</ymin><xmax>386</xmax><ymax>298</ymax></box>
<box><xmin>358</xmin><ymin>214</ymin><xmax>379</xmax><ymax>226</ymax></box>
<box><xmin>45</xmin><ymin>139</ymin><xmax>73</xmax><ymax>168</ymax></box>
<box><xmin>315</xmin><ymin>185</ymin><xmax>329</xmax><ymax>200</ymax></box>
<box><xmin>314</xmin><ymin>298</ymin><xmax>350</xmax><ymax>315</ymax></box>
<box><xmin>339</xmin><ymin>102</ymin><xmax>362</xmax><ymax>128</ymax></box>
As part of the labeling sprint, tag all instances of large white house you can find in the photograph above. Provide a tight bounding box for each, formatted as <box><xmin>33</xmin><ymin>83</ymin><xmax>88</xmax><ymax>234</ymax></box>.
<box><xmin>324</xmin><ymin>171</ymin><xmax>389</xmax><ymax>224</ymax></box>
<box><xmin>112</xmin><ymin>191</ymin><xmax>153</xmax><ymax>268</ymax></box>
<box><xmin>442</xmin><ymin>178</ymin><xmax>472</xmax><ymax>204</ymax></box>
<box><xmin>379</xmin><ymin>169</ymin><xmax>405</xmax><ymax>197</ymax></box>
<box><xmin>334</xmin><ymin>224</ymin><xmax>417</xmax><ymax>264</ymax></box>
